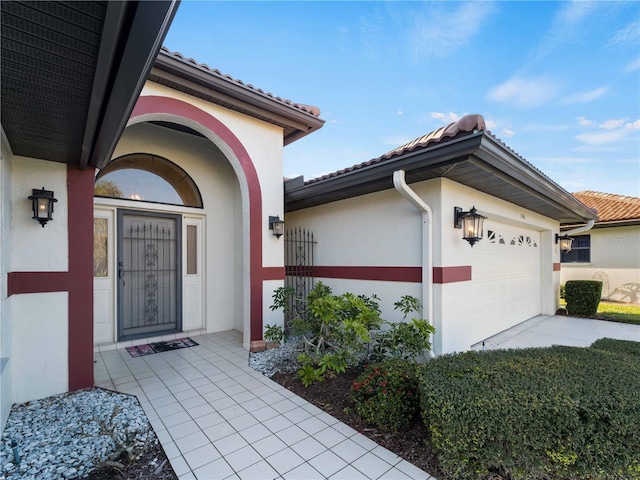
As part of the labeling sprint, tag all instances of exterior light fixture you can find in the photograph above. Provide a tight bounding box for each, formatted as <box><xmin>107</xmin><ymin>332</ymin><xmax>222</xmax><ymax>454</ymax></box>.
<box><xmin>454</xmin><ymin>206</ymin><xmax>487</xmax><ymax>247</ymax></box>
<box><xmin>269</xmin><ymin>215</ymin><xmax>285</xmax><ymax>239</ymax></box>
<box><xmin>555</xmin><ymin>233</ymin><xmax>573</xmax><ymax>253</ymax></box>
<box><xmin>28</xmin><ymin>187</ymin><xmax>57</xmax><ymax>227</ymax></box>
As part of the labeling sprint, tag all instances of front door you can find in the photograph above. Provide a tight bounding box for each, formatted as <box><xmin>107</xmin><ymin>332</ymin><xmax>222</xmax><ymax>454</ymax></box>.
<box><xmin>117</xmin><ymin>210</ymin><xmax>182</xmax><ymax>340</ymax></box>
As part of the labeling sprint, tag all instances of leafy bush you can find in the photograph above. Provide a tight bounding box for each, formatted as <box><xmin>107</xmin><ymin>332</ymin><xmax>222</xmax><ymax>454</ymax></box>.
<box><xmin>418</xmin><ymin>346</ymin><xmax>640</xmax><ymax>480</ymax></box>
<box><xmin>565</xmin><ymin>280</ymin><xmax>603</xmax><ymax>316</ymax></box>
<box><xmin>560</xmin><ymin>283</ymin><xmax>565</xmax><ymax>299</ymax></box>
<box><xmin>264</xmin><ymin>323</ymin><xmax>284</xmax><ymax>343</ymax></box>
<box><xmin>351</xmin><ymin>359</ymin><xmax>418</xmax><ymax>431</ymax></box>
<box><xmin>370</xmin><ymin>296</ymin><xmax>436</xmax><ymax>362</ymax></box>
<box><xmin>591</xmin><ymin>337</ymin><xmax>640</xmax><ymax>358</ymax></box>
<box><xmin>270</xmin><ymin>284</ymin><xmax>435</xmax><ymax>386</ymax></box>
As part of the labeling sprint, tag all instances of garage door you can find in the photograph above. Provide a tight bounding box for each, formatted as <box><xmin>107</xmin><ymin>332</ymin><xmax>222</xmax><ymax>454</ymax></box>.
<box><xmin>470</xmin><ymin>221</ymin><xmax>542</xmax><ymax>342</ymax></box>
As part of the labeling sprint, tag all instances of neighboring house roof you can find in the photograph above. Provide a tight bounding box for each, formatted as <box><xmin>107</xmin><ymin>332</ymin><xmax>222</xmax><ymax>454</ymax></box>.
<box><xmin>0</xmin><ymin>1</ymin><xmax>179</xmax><ymax>170</ymax></box>
<box><xmin>571</xmin><ymin>191</ymin><xmax>640</xmax><ymax>227</ymax></box>
<box><xmin>285</xmin><ymin>114</ymin><xmax>598</xmax><ymax>225</ymax></box>
<box><xmin>148</xmin><ymin>47</ymin><xmax>325</xmax><ymax>145</ymax></box>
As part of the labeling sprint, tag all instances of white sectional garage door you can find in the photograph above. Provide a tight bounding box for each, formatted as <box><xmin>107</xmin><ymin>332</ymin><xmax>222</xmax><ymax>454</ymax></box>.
<box><xmin>470</xmin><ymin>221</ymin><xmax>542</xmax><ymax>342</ymax></box>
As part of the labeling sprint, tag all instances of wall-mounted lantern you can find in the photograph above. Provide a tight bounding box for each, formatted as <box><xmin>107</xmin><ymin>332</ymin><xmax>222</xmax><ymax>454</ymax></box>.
<box><xmin>269</xmin><ymin>215</ymin><xmax>285</xmax><ymax>239</ymax></box>
<box><xmin>28</xmin><ymin>187</ymin><xmax>57</xmax><ymax>228</ymax></box>
<box><xmin>454</xmin><ymin>206</ymin><xmax>486</xmax><ymax>247</ymax></box>
<box><xmin>555</xmin><ymin>233</ymin><xmax>573</xmax><ymax>253</ymax></box>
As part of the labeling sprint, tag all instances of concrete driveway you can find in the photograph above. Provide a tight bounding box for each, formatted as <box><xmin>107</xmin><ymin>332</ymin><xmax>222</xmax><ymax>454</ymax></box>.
<box><xmin>472</xmin><ymin>314</ymin><xmax>640</xmax><ymax>351</ymax></box>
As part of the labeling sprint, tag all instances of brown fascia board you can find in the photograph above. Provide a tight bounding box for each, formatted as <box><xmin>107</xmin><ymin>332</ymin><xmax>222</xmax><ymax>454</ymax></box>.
<box><xmin>152</xmin><ymin>54</ymin><xmax>324</xmax><ymax>144</ymax></box>
<box><xmin>472</xmin><ymin>135</ymin><xmax>599</xmax><ymax>223</ymax></box>
<box><xmin>285</xmin><ymin>133</ymin><xmax>484</xmax><ymax>212</ymax></box>
<box><xmin>85</xmin><ymin>0</ymin><xmax>180</xmax><ymax>169</ymax></box>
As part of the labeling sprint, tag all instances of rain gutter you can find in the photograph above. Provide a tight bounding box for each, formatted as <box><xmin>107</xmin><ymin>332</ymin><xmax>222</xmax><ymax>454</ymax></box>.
<box><xmin>392</xmin><ymin>170</ymin><xmax>435</xmax><ymax>358</ymax></box>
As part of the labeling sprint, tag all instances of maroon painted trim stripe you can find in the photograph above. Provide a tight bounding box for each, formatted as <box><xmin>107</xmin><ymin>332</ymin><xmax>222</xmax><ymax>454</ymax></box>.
<box><xmin>433</xmin><ymin>266</ymin><xmax>472</xmax><ymax>283</ymax></box>
<box><xmin>553</xmin><ymin>262</ymin><xmax>561</xmax><ymax>272</ymax></box>
<box><xmin>313</xmin><ymin>266</ymin><xmax>422</xmax><ymax>282</ymax></box>
<box><xmin>7</xmin><ymin>271</ymin><xmax>70</xmax><ymax>296</ymax></box>
<box><xmin>262</xmin><ymin>267</ymin><xmax>286</xmax><ymax>281</ymax></box>
<box><xmin>131</xmin><ymin>96</ymin><xmax>264</xmax><ymax>341</ymax></box>
<box><xmin>67</xmin><ymin>166</ymin><xmax>95</xmax><ymax>391</ymax></box>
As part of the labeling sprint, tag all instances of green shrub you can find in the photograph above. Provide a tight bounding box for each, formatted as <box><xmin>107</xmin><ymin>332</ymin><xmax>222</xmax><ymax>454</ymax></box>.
<box><xmin>352</xmin><ymin>359</ymin><xmax>418</xmax><ymax>431</ymax></box>
<box><xmin>418</xmin><ymin>347</ymin><xmax>640</xmax><ymax>480</ymax></box>
<box><xmin>565</xmin><ymin>280</ymin><xmax>602</xmax><ymax>316</ymax></box>
<box><xmin>560</xmin><ymin>283</ymin><xmax>565</xmax><ymax>299</ymax></box>
<box><xmin>591</xmin><ymin>337</ymin><xmax>640</xmax><ymax>358</ymax></box>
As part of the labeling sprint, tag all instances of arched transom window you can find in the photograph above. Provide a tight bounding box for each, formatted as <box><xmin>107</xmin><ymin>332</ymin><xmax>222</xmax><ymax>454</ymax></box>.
<box><xmin>95</xmin><ymin>154</ymin><xmax>203</xmax><ymax>208</ymax></box>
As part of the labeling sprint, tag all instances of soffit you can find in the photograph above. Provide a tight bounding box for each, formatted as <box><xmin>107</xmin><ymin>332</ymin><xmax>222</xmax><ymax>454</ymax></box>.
<box><xmin>1</xmin><ymin>1</ymin><xmax>178</xmax><ymax>168</ymax></box>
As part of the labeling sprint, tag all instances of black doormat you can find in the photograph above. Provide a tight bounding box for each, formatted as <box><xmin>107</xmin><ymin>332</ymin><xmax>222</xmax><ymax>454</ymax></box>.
<box><xmin>126</xmin><ymin>337</ymin><xmax>199</xmax><ymax>357</ymax></box>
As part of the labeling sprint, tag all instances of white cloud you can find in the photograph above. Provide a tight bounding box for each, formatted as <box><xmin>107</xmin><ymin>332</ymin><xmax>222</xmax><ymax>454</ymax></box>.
<box><xmin>485</xmin><ymin>120</ymin><xmax>497</xmax><ymax>131</ymax></box>
<box><xmin>487</xmin><ymin>75</ymin><xmax>559</xmax><ymax>108</ymax></box>
<box><xmin>626</xmin><ymin>120</ymin><xmax>640</xmax><ymax>130</ymax></box>
<box><xmin>408</xmin><ymin>2</ymin><xmax>495</xmax><ymax>60</ymax></box>
<box><xmin>501</xmin><ymin>128</ymin><xmax>515</xmax><ymax>138</ymax></box>
<box><xmin>562</xmin><ymin>87</ymin><xmax>608</xmax><ymax>104</ymax></box>
<box><xmin>397</xmin><ymin>110</ymin><xmax>403</xmax><ymax>115</ymax></box>
<box><xmin>609</xmin><ymin>21</ymin><xmax>640</xmax><ymax>46</ymax></box>
<box><xmin>430</xmin><ymin>111</ymin><xmax>461</xmax><ymax>123</ymax></box>
<box><xmin>624</xmin><ymin>58</ymin><xmax>640</xmax><ymax>73</ymax></box>
<box><xmin>577</xmin><ymin>116</ymin><xmax>594</xmax><ymax>127</ymax></box>
<box><xmin>599</xmin><ymin>119</ymin><xmax>625</xmax><ymax>130</ymax></box>
<box><xmin>556</xmin><ymin>1</ymin><xmax>595</xmax><ymax>27</ymax></box>
<box><xmin>575</xmin><ymin>129</ymin><xmax>630</xmax><ymax>144</ymax></box>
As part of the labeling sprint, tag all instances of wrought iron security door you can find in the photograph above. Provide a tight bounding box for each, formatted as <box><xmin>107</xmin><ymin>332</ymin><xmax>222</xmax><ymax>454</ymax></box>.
<box><xmin>117</xmin><ymin>211</ymin><xmax>182</xmax><ymax>340</ymax></box>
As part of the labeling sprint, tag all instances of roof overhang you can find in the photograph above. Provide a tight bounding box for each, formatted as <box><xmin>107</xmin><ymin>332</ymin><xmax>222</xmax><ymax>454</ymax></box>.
<box><xmin>285</xmin><ymin>132</ymin><xmax>598</xmax><ymax>224</ymax></box>
<box><xmin>149</xmin><ymin>50</ymin><xmax>325</xmax><ymax>146</ymax></box>
<box><xmin>1</xmin><ymin>0</ymin><xmax>179</xmax><ymax>170</ymax></box>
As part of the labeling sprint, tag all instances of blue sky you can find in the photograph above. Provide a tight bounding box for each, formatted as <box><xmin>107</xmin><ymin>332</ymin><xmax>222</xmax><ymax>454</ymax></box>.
<box><xmin>164</xmin><ymin>1</ymin><xmax>640</xmax><ymax>197</ymax></box>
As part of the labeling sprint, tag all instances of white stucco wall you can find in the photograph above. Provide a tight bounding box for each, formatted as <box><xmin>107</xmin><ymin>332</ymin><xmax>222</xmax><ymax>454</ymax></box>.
<box><xmin>11</xmin><ymin>292</ymin><xmax>68</xmax><ymax>403</ymax></box>
<box><xmin>561</xmin><ymin>225</ymin><xmax>640</xmax><ymax>303</ymax></box>
<box><xmin>288</xmin><ymin>177</ymin><xmax>561</xmax><ymax>355</ymax></box>
<box><xmin>5</xmin><ymin>157</ymin><xmax>70</xmax><ymax>406</ymax></box>
<box><xmin>1</xmin><ymin>128</ymin><xmax>13</xmax><ymax>433</ymax></box>
<box><xmin>10</xmin><ymin>158</ymin><xmax>68</xmax><ymax>272</ymax></box>
<box><xmin>285</xmin><ymin>186</ymin><xmax>424</xmax><ymax>324</ymax></box>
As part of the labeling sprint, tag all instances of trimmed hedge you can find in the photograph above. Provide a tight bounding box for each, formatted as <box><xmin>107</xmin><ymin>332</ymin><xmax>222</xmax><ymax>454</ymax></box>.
<box><xmin>418</xmin><ymin>347</ymin><xmax>640</xmax><ymax>480</ymax></box>
<box><xmin>565</xmin><ymin>280</ymin><xmax>602</xmax><ymax>316</ymax></box>
<box><xmin>591</xmin><ymin>337</ymin><xmax>640</xmax><ymax>358</ymax></box>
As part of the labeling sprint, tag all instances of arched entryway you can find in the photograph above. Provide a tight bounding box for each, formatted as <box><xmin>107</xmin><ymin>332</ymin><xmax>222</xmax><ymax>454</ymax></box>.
<box><xmin>93</xmin><ymin>95</ymin><xmax>270</xmax><ymax>351</ymax></box>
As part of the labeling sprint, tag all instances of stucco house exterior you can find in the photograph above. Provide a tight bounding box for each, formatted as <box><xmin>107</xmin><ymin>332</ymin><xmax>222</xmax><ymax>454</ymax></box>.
<box><xmin>561</xmin><ymin>191</ymin><xmax>640</xmax><ymax>303</ymax></box>
<box><xmin>284</xmin><ymin>116</ymin><xmax>598</xmax><ymax>355</ymax></box>
<box><xmin>1</xmin><ymin>0</ymin><xmax>600</xmax><ymax>436</ymax></box>
<box><xmin>1</xmin><ymin>1</ymin><xmax>325</xmax><ymax>434</ymax></box>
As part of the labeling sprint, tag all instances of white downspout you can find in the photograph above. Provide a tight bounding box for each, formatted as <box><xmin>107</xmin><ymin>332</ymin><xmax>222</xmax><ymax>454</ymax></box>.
<box><xmin>392</xmin><ymin>170</ymin><xmax>435</xmax><ymax>358</ymax></box>
<box><xmin>563</xmin><ymin>219</ymin><xmax>595</xmax><ymax>236</ymax></box>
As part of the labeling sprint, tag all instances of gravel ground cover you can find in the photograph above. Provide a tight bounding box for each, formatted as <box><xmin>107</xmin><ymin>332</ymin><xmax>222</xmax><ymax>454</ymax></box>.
<box><xmin>0</xmin><ymin>388</ymin><xmax>174</xmax><ymax>480</ymax></box>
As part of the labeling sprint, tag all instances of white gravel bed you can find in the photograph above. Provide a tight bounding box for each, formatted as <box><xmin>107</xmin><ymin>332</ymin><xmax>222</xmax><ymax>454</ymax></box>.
<box><xmin>249</xmin><ymin>336</ymin><xmax>301</xmax><ymax>377</ymax></box>
<box><xmin>0</xmin><ymin>388</ymin><xmax>156</xmax><ymax>480</ymax></box>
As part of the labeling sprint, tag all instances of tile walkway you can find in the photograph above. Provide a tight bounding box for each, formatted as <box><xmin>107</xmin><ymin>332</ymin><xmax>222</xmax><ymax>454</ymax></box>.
<box><xmin>94</xmin><ymin>330</ymin><xmax>435</xmax><ymax>480</ymax></box>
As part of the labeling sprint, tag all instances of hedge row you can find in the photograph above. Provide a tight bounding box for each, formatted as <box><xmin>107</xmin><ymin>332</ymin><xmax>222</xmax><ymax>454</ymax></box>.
<box><xmin>418</xmin><ymin>346</ymin><xmax>640</xmax><ymax>479</ymax></box>
<box><xmin>591</xmin><ymin>337</ymin><xmax>640</xmax><ymax>358</ymax></box>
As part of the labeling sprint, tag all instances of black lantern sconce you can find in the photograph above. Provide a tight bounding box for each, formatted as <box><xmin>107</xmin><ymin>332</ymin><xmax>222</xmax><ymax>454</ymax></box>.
<box><xmin>454</xmin><ymin>206</ymin><xmax>487</xmax><ymax>247</ymax></box>
<box><xmin>555</xmin><ymin>233</ymin><xmax>573</xmax><ymax>253</ymax></box>
<box><xmin>269</xmin><ymin>215</ymin><xmax>285</xmax><ymax>239</ymax></box>
<box><xmin>28</xmin><ymin>187</ymin><xmax>57</xmax><ymax>228</ymax></box>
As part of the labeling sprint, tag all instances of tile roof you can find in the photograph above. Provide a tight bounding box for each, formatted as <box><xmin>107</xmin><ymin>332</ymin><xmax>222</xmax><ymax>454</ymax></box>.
<box><xmin>305</xmin><ymin>114</ymin><xmax>487</xmax><ymax>185</ymax></box>
<box><xmin>158</xmin><ymin>47</ymin><xmax>321</xmax><ymax>118</ymax></box>
<box><xmin>572</xmin><ymin>191</ymin><xmax>640</xmax><ymax>223</ymax></box>
<box><xmin>304</xmin><ymin>113</ymin><xmax>569</xmax><ymax>195</ymax></box>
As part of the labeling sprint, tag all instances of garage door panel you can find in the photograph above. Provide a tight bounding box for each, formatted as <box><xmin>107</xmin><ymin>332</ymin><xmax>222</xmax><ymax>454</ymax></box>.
<box><xmin>471</xmin><ymin>222</ymin><xmax>541</xmax><ymax>342</ymax></box>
